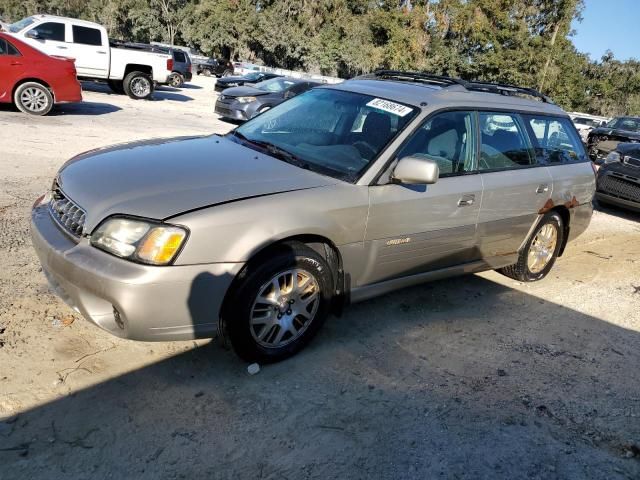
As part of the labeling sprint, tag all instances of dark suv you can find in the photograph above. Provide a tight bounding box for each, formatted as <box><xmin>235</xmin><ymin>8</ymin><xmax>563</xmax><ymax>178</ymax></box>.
<box><xmin>595</xmin><ymin>143</ymin><xmax>640</xmax><ymax>212</ymax></box>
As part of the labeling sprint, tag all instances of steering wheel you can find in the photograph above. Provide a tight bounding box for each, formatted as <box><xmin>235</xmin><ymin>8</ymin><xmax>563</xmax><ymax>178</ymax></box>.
<box><xmin>353</xmin><ymin>141</ymin><xmax>377</xmax><ymax>160</ymax></box>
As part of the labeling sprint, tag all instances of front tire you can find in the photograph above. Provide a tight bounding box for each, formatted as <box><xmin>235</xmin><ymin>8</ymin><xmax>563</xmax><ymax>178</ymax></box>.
<box><xmin>221</xmin><ymin>243</ymin><xmax>334</xmax><ymax>363</ymax></box>
<box><xmin>222</xmin><ymin>69</ymin><xmax>233</xmax><ymax>77</ymax></box>
<box><xmin>14</xmin><ymin>82</ymin><xmax>53</xmax><ymax>116</ymax></box>
<box><xmin>123</xmin><ymin>71</ymin><xmax>153</xmax><ymax>100</ymax></box>
<box><xmin>498</xmin><ymin>211</ymin><xmax>564</xmax><ymax>282</ymax></box>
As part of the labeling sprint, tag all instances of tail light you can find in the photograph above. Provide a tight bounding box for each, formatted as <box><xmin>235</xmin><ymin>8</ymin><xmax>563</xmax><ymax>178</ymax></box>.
<box><xmin>188</xmin><ymin>64</ymin><xmax>192</xmax><ymax>73</ymax></box>
<box><xmin>167</xmin><ymin>58</ymin><xmax>174</xmax><ymax>71</ymax></box>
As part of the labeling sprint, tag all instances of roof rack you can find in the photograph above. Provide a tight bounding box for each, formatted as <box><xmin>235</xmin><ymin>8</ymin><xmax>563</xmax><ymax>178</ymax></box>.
<box><xmin>361</xmin><ymin>70</ymin><xmax>554</xmax><ymax>104</ymax></box>
<box><xmin>362</xmin><ymin>70</ymin><xmax>467</xmax><ymax>87</ymax></box>
<box><xmin>462</xmin><ymin>80</ymin><xmax>554</xmax><ymax>103</ymax></box>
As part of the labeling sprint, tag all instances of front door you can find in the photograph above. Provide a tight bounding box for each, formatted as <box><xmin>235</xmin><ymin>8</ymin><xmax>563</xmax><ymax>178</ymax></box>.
<box><xmin>362</xmin><ymin>110</ymin><xmax>483</xmax><ymax>286</ymax></box>
<box><xmin>21</xmin><ymin>21</ymin><xmax>68</xmax><ymax>58</ymax></box>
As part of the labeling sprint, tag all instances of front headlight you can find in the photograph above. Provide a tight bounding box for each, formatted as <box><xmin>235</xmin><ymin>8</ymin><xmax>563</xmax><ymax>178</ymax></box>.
<box><xmin>91</xmin><ymin>217</ymin><xmax>187</xmax><ymax>265</ymax></box>
<box><xmin>604</xmin><ymin>151</ymin><xmax>621</xmax><ymax>164</ymax></box>
<box><xmin>236</xmin><ymin>96</ymin><xmax>257</xmax><ymax>103</ymax></box>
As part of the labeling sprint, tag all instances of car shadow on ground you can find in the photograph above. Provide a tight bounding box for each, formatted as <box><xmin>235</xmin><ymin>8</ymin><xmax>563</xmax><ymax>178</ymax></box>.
<box><xmin>80</xmin><ymin>81</ymin><xmax>195</xmax><ymax>103</ymax></box>
<box><xmin>593</xmin><ymin>199</ymin><xmax>640</xmax><ymax>222</ymax></box>
<box><xmin>1</xmin><ymin>272</ymin><xmax>638</xmax><ymax>479</ymax></box>
<box><xmin>0</xmin><ymin>102</ymin><xmax>120</xmax><ymax>116</ymax></box>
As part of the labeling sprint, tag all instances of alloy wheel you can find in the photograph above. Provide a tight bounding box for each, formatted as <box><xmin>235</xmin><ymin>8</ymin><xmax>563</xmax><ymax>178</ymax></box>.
<box><xmin>527</xmin><ymin>224</ymin><xmax>558</xmax><ymax>274</ymax></box>
<box><xmin>250</xmin><ymin>269</ymin><xmax>320</xmax><ymax>348</ymax></box>
<box><xmin>20</xmin><ymin>87</ymin><xmax>49</xmax><ymax>113</ymax></box>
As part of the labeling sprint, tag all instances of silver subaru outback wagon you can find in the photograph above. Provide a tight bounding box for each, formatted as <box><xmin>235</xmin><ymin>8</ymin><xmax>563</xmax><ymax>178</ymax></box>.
<box><xmin>31</xmin><ymin>71</ymin><xmax>595</xmax><ymax>362</ymax></box>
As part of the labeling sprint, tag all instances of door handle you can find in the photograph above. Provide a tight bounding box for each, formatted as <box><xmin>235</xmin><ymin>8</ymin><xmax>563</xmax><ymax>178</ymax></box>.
<box><xmin>457</xmin><ymin>194</ymin><xmax>475</xmax><ymax>207</ymax></box>
<box><xmin>10</xmin><ymin>61</ymin><xmax>23</xmax><ymax>66</ymax></box>
<box><xmin>96</xmin><ymin>51</ymin><xmax>107</xmax><ymax>54</ymax></box>
<box><xmin>56</xmin><ymin>46</ymin><xmax>68</xmax><ymax>50</ymax></box>
<box><xmin>536</xmin><ymin>184</ymin><xmax>549</xmax><ymax>194</ymax></box>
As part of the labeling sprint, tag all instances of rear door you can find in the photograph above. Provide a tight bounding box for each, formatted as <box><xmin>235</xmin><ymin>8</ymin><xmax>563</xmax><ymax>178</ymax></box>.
<box><xmin>476</xmin><ymin>112</ymin><xmax>553</xmax><ymax>260</ymax></box>
<box><xmin>362</xmin><ymin>110</ymin><xmax>483</xmax><ymax>285</ymax></box>
<box><xmin>0</xmin><ymin>38</ymin><xmax>25</xmax><ymax>101</ymax></box>
<box><xmin>67</xmin><ymin>24</ymin><xmax>108</xmax><ymax>78</ymax></box>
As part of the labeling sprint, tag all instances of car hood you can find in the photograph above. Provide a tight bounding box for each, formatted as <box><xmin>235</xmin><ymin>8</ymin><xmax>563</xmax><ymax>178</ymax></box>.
<box><xmin>56</xmin><ymin>135</ymin><xmax>336</xmax><ymax>232</ymax></box>
<box><xmin>221</xmin><ymin>86</ymin><xmax>271</xmax><ymax>97</ymax></box>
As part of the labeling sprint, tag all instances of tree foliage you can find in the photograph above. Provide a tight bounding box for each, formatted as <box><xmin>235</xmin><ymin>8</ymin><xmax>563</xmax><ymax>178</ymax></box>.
<box><xmin>1</xmin><ymin>0</ymin><xmax>639</xmax><ymax>115</ymax></box>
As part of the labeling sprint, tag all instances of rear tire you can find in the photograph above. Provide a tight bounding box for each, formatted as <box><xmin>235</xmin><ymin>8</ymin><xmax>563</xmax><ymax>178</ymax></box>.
<box><xmin>221</xmin><ymin>243</ymin><xmax>334</xmax><ymax>363</ymax></box>
<box><xmin>222</xmin><ymin>69</ymin><xmax>233</xmax><ymax>77</ymax></box>
<box><xmin>168</xmin><ymin>72</ymin><xmax>184</xmax><ymax>88</ymax></box>
<box><xmin>498</xmin><ymin>211</ymin><xmax>564</xmax><ymax>282</ymax></box>
<box><xmin>202</xmin><ymin>68</ymin><xmax>212</xmax><ymax>77</ymax></box>
<box><xmin>14</xmin><ymin>82</ymin><xmax>54</xmax><ymax>116</ymax></box>
<box><xmin>107</xmin><ymin>80</ymin><xmax>125</xmax><ymax>94</ymax></box>
<box><xmin>123</xmin><ymin>71</ymin><xmax>153</xmax><ymax>100</ymax></box>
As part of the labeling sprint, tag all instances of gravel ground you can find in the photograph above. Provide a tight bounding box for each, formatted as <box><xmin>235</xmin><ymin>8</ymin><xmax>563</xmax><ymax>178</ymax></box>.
<box><xmin>1</xmin><ymin>75</ymin><xmax>639</xmax><ymax>479</ymax></box>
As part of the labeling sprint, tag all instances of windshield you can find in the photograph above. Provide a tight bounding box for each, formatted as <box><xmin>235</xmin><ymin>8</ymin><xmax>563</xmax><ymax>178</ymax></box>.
<box><xmin>9</xmin><ymin>16</ymin><xmax>35</xmax><ymax>33</ymax></box>
<box><xmin>233</xmin><ymin>88</ymin><xmax>417</xmax><ymax>182</ymax></box>
<box><xmin>607</xmin><ymin>117</ymin><xmax>640</xmax><ymax>132</ymax></box>
<box><xmin>254</xmin><ymin>78</ymin><xmax>297</xmax><ymax>93</ymax></box>
<box><xmin>243</xmin><ymin>72</ymin><xmax>262</xmax><ymax>81</ymax></box>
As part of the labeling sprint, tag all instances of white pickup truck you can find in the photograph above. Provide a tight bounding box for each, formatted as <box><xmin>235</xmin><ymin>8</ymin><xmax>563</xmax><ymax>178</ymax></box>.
<box><xmin>5</xmin><ymin>15</ymin><xmax>173</xmax><ymax>99</ymax></box>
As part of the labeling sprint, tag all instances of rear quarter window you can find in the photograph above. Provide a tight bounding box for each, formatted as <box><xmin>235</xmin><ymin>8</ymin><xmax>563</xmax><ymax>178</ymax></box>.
<box><xmin>173</xmin><ymin>51</ymin><xmax>186</xmax><ymax>63</ymax></box>
<box><xmin>524</xmin><ymin>115</ymin><xmax>587</xmax><ymax>164</ymax></box>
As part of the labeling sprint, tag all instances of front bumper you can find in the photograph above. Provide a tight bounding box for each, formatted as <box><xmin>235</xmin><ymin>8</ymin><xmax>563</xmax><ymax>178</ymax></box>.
<box><xmin>214</xmin><ymin>98</ymin><xmax>251</xmax><ymax>121</ymax></box>
<box><xmin>31</xmin><ymin>204</ymin><xmax>243</xmax><ymax>341</ymax></box>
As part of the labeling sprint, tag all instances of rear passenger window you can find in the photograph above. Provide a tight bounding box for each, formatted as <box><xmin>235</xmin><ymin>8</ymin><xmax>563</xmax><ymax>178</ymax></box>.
<box><xmin>72</xmin><ymin>26</ymin><xmax>102</xmax><ymax>46</ymax></box>
<box><xmin>479</xmin><ymin>113</ymin><xmax>534</xmax><ymax>171</ymax></box>
<box><xmin>525</xmin><ymin>116</ymin><xmax>587</xmax><ymax>164</ymax></box>
<box><xmin>31</xmin><ymin>22</ymin><xmax>65</xmax><ymax>42</ymax></box>
<box><xmin>396</xmin><ymin>110</ymin><xmax>477</xmax><ymax>175</ymax></box>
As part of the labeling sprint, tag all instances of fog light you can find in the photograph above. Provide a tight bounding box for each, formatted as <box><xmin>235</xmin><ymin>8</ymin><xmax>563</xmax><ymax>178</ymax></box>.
<box><xmin>113</xmin><ymin>307</ymin><xmax>124</xmax><ymax>330</ymax></box>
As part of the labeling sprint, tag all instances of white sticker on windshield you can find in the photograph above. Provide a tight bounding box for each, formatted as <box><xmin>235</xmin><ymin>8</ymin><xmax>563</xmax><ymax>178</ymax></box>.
<box><xmin>366</xmin><ymin>98</ymin><xmax>413</xmax><ymax>117</ymax></box>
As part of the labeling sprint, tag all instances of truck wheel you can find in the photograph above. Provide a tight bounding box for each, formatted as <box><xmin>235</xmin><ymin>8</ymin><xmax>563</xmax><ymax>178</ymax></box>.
<box><xmin>123</xmin><ymin>71</ymin><xmax>153</xmax><ymax>100</ymax></box>
<box><xmin>168</xmin><ymin>73</ymin><xmax>184</xmax><ymax>88</ymax></box>
<box><xmin>14</xmin><ymin>82</ymin><xmax>54</xmax><ymax>116</ymax></box>
<box><xmin>498</xmin><ymin>211</ymin><xmax>564</xmax><ymax>282</ymax></box>
<box><xmin>107</xmin><ymin>80</ymin><xmax>125</xmax><ymax>94</ymax></box>
<box><xmin>221</xmin><ymin>243</ymin><xmax>334</xmax><ymax>363</ymax></box>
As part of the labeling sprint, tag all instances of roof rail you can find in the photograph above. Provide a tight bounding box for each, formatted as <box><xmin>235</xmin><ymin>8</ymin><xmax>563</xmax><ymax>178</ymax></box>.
<box><xmin>361</xmin><ymin>70</ymin><xmax>554</xmax><ymax>104</ymax></box>
<box><xmin>462</xmin><ymin>81</ymin><xmax>554</xmax><ymax>104</ymax></box>
<box><xmin>361</xmin><ymin>70</ymin><xmax>467</xmax><ymax>87</ymax></box>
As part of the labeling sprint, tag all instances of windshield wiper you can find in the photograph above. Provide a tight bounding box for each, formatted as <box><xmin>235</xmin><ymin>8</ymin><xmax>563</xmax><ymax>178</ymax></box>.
<box><xmin>232</xmin><ymin>132</ymin><xmax>310</xmax><ymax>169</ymax></box>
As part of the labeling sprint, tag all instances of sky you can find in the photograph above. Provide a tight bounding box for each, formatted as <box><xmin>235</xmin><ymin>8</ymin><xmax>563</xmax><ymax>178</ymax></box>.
<box><xmin>571</xmin><ymin>0</ymin><xmax>639</xmax><ymax>61</ymax></box>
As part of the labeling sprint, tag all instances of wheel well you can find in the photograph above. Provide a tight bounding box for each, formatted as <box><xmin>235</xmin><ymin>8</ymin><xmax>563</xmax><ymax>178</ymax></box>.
<box><xmin>124</xmin><ymin>64</ymin><xmax>152</xmax><ymax>77</ymax></box>
<box><xmin>12</xmin><ymin>79</ymin><xmax>53</xmax><ymax>101</ymax></box>
<box><xmin>220</xmin><ymin>235</ymin><xmax>345</xmax><ymax>322</ymax></box>
<box><xmin>551</xmin><ymin>205</ymin><xmax>571</xmax><ymax>257</ymax></box>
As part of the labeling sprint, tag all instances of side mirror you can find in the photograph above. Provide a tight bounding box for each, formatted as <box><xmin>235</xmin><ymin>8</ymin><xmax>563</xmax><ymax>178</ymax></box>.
<box><xmin>391</xmin><ymin>155</ymin><xmax>439</xmax><ymax>185</ymax></box>
<box><xmin>25</xmin><ymin>29</ymin><xmax>40</xmax><ymax>39</ymax></box>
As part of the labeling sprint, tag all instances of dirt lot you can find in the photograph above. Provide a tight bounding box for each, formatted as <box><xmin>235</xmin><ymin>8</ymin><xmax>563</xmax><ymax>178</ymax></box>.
<box><xmin>1</xmin><ymin>75</ymin><xmax>639</xmax><ymax>479</ymax></box>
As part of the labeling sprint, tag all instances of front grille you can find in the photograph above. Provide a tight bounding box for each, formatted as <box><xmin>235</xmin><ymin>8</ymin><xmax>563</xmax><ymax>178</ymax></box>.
<box><xmin>49</xmin><ymin>186</ymin><xmax>86</xmax><ymax>238</ymax></box>
<box><xmin>598</xmin><ymin>175</ymin><xmax>640</xmax><ymax>203</ymax></box>
<box><xmin>623</xmin><ymin>156</ymin><xmax>640</xmax><ymax>168</ymax></box>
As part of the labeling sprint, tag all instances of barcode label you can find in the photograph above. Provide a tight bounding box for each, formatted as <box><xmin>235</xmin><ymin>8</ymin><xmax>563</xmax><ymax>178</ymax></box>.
<box><xmin>366</xmin><ymin>98</ymin><xmax>413</xmax><ymax>117</ymax></box>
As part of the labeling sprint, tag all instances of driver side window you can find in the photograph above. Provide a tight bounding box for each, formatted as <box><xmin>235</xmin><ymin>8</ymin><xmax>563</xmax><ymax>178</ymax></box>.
<box><xmin>396</xmin><ymin>110</ymin><xmax>477</xmax><ymax>176</ymax></box>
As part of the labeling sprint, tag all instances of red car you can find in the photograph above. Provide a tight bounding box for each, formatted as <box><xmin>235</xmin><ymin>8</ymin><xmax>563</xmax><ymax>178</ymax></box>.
<box><xmin>0</xmin><ymin>32</ymin><xmax>82</xmax><ymax>115</ymax></box>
